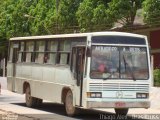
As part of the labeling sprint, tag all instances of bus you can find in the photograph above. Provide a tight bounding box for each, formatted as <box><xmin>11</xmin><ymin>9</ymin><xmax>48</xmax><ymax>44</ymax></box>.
<box><xmin>7</xmin><ymin>32</ymin><xmax>151</xmax><ymax>116</ymax></box>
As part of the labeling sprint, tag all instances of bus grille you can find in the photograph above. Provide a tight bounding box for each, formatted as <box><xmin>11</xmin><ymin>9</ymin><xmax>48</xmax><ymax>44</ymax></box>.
<box><xmin>89</xmin><ymin>83</ymin><xmax>149</xmax><ymax>92</ymax></box>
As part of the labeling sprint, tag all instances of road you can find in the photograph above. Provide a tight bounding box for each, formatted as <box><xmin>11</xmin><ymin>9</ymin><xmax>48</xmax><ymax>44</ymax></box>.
<box><xmin>1</xmin><ymin>90</ymin><xmax>160</xmax><ymax>120</ymax></box>
<box><xmin>0</xmin><ymin>90</ymin><xmax>125</xmax><ymax>120</ymax></box>
<box><xmin>1</xmin><ymin>78</ymin><xmax>160</xmax><ymax>120</ymax></box>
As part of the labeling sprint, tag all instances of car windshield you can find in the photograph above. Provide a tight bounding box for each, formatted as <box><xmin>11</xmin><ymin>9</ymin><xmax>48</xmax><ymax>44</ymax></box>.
<box><xmin>90</xmin><ymin>46</ymin><xmax>149</xmax><ymax>80</ymax></box>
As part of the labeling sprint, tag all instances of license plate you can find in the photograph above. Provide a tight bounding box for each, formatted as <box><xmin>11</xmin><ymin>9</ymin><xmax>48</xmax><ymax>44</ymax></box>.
<box><xmin>115</xmin><ymin>102</ymin><xmax>126</xmax><ymax>108</ymax></box>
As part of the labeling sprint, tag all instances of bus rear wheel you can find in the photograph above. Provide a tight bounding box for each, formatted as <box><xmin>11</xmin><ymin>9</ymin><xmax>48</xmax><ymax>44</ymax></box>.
<box><xmin>65</xmin><ymin>90</ymin><xmax>78</xmax><ymax>116</ymax></box>
<box><xmin>35</xmin><ymin>98</ymin><xmax>43</xmax><ymax>107</ymax></box>
<box><xmin>25</xmin><ymin>86</ymin><xmax>36</xmax><ymax>107</ymax></box>
<box><xmin>114</xmin><ymin>108</ymin><xmax>129</xmax><ymax>115</ymax></box>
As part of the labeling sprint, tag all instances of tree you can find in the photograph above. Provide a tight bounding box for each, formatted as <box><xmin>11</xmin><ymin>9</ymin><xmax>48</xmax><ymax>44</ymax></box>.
<box><xmin>107</xmin><ymin>0</ymin><xmax>144</xmax><ymax>26</ymax></box>
<box><xmin>0</xmin><ymin>0</ymin><xmax>34</xmax><ymax>37</ymax></box>
<box><xmin>0</xmin><ymin>0</ymin><xmax>57</xmax><ymax>37</ymax></box>
<box><xmin>10</xmin><ymin>0</ymin><xmax>32</xmax><ymax>36</ymax></box>
<box><xmin>58</xmin><ymin>0</ymin><xmax>82</xmax><ymax>33</ymax></box>
<box><xmin>43</xmin><ymin>0</ymin><xmax>57</xmax><ymax>34</ymax></box>
<box><xmin>76</xmin><ymin>0</ymin><xmax>112</xmax><ymax>32</ymax></box>
<box><xmin>92</xmin><ymin>3</ymin><xmax>113</xmax><ymax>31</ymax></box>
<box><xmin>28</xmin><ymin>0</ymin><xmax>53</xmax><ymax>35</ymax></box>
<box><xmin>0</xmin><ymin>0</ymin><xmax>14</xmax><ymax>38</ymax></box>
<box><xmin>143</xmin><ymin>0</ymin><xmax>160</xmax><ymax>25</ymax></box>
<box><xmin>0</xmin><ymin>0</ymin><xmax>14</xmax><ymax>58</ymax></box>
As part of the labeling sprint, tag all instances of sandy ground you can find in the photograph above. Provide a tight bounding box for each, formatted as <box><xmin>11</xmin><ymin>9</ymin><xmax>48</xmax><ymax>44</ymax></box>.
<box><xmin>1</xmin><ymin>77</ymin><xmax>160</xmax><ymax>120</ymax></box>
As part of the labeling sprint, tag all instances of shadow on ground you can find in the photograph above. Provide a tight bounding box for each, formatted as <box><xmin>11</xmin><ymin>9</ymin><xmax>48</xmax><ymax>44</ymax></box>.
<box><xmin>12</xmin><ymin>102</ymin><xmax>147</xmax><ymax>120</ymax></box>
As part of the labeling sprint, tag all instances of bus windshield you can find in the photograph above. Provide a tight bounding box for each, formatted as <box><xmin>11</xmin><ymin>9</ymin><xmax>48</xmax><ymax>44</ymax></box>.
<box><xmin>90</xmin><ymin>46</ymin><xmax>149</xmax><ymax>80</ymax></box>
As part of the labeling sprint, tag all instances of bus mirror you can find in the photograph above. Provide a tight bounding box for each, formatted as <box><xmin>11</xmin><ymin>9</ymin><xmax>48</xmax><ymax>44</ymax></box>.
<box><xmin>86</xmin><ymin>47</ymin><xmax>91</xmax><ymax>57</ymax></box>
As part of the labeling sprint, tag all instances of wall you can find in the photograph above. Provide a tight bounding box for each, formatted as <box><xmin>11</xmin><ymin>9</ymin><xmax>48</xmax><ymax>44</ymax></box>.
<box><xmin>150</xmin><ymin>30</ymin><xmax>160</xmax><ymax>68</ymax></box>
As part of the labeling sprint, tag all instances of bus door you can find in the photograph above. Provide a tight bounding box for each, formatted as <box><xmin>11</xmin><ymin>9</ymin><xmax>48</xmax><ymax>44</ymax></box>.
<box><xmin>71</xmin><ymin>46</ymin><xmax>86</xmax><ymax>106</ymax></box>
<box><xmin>12</xmin><ymin>43</ymin><xmax>19</xmax><ymax>91</ymax></box>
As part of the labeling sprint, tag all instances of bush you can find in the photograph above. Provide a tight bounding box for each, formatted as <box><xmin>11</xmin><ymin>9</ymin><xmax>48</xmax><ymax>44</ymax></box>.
<box><xmin>154</xmin><ymin>69</ymin><xmax>160</xmax><ymax>87</ymax></box>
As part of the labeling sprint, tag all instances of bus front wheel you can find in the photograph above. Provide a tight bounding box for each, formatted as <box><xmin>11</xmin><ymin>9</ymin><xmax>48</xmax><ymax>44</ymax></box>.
<box><xmin>114</xmin><ymin>108</ymin><xmax>129</xmax><ymax>115</ymax></box>
<box><xmin>25</xmin><ymin>86</ymin><xmax>36</xmax><ymax>107</ymax></box>
<box><xmin>65</xmin><ymin>90</ymin><xmax>78</xmax><ymax>116</ymax></box>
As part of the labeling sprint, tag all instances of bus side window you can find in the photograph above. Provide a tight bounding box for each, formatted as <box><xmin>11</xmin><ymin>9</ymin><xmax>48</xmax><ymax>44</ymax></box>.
<box><xmin>18</xmin><ymin>42</ymin><xmax>25</xmax><ymax>62</ymax></box>
<box><xmin>25</xmin><ymin>41</ymin><xmax>34</xmax><ymax>63</ymax></box>
<box><xmin>71</xmin><ymin>47</ymin><xmax>77</xmax><ymax>78</ymax></box>
<box><xmin>44</xmin><ymin>41</ymin><xmax>57</xmax><ymax>64</ymax></box>
<box><xmin>35</xmin><ymin>41</ymin><xmax>45</xmax><ymax>64</ymax></box>
<box><xmin>57</xmin><ymin>40</ymin><xmax>71</xmax><ymax>65</ymax></box>
<box><xmin>12</xmin><ymin>42</ymin><xmax>20</xmax><ymax>63</ymax></box>
<box><xmin>9</xmin><ymin>42</ymin><xmax>13</xmax><ymax>62</ymax></box>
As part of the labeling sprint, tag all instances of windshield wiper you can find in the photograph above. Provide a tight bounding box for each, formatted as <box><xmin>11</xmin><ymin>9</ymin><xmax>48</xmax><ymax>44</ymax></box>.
<box><xmin>103</xmin><ymin>72</ymin><xmax>114</xmax><ymax>80</ymax></box>
<box><xmin>123</xmin><ymin>55</ymin><xmax>136</xmax><ymax>81</ymax></box>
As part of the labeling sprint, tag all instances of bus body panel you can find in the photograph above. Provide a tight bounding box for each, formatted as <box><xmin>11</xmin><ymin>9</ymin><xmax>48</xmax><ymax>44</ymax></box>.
<box><xmin>8</xmin><ymin>62</ymin><xmax>77</xmax><ymax>104</ymax></box>
<box><xmin>86</xmin><ymin>80</ymin><xmax>150</xmax><ymax>108</ymax></box>
<box><xmin>7</xmin><ymin>63</ymin><xmax>14</xmax><ymax>91</ymax></box>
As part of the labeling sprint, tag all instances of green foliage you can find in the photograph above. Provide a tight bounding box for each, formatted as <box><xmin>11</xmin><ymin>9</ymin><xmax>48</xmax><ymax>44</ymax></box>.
<box><xmin>92</xmin><ymin>4</ymin><xmax>112</xmax><ymax>31</ymax></box>
<box><xmin>0</xmin><ymin>0</ymin><xmax>10</xmax><ymax>58</ymax></box>
<box><xmin>107</xmin><ymin>0</ymin><xmax>144</xmax><ymax>26</ymax></box>
<box><xmin>43</xmin><ymin>0</ymin><xmax>57</xmax><ymax>34</ymax></box>
<box><xmin>143</xmin><ymin>0</ymin><xmax>160</xmax><ymax>25</ymax></box>
<box><xmin>1</xmin><ymin>0</ymin><xmax>156</xmax><ymax>59</ymax></box>
<box><xmin>0</xmin><ymin>0</ymin><xmax>152</xmax><ymax>38</ymax></box>
<box><xmin>0</xmin><ymin>0</ymin><xmax>56</xmax><ymax>37</ymax></box>
<box><xmin>76</xmin><ymin>0</ymin><xmax>95</xmax><ymax>32</ymax></box>
<box><xmin>76</xmin><ymin>0</ymin><xmax>112</xmax><ymax>32</ymax></box>
<box><xmin>154</xmin><ymin>69</ymin><xmax>160</xmax><ymax>87</ymax></box>
<box><xmin>58</xmin><ymin>0</ymin><xmax>82</xmax><ymax>33</ymax></box>
<box><xmin>29</xmin><ymin>0</ymin><xmax>54</xmax><ymax>35</ymax></box>
<box><xmin>0</xmin><ymin>0</ymin><xmax>147</xmax><ymax>37</ymax></box>
<box><xmin>0</xmin><ymin>0</ymin><xmax>32</xmax><ymax>38</ymax></box>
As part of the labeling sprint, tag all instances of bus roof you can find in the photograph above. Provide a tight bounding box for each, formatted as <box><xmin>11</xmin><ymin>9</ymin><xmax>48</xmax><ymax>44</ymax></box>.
<box><xmin>10</xmin><ymin>31</ymin><xmax>146</xmax><ymax>41</ymax></box>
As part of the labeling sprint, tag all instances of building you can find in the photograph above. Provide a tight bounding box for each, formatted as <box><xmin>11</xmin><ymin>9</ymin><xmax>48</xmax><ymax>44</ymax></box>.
<box><xmin>112</xmin><ymin>23</ymin><xmax>160</xmax><ymax>69</ymax></box>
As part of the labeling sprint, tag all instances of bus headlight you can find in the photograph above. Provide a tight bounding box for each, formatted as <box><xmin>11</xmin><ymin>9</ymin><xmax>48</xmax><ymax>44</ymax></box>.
<box><xmin>87</xmin><ymin>92</ymin><xmax>102</xmax><ymax>98</ymax></box>
<box><xmin>136</xmin><ymin>93</ymin><xmax>148</xmax><ymax>98</ymax></box>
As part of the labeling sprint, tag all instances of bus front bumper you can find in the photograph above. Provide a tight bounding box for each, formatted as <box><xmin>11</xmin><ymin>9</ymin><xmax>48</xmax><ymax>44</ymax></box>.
<box><xmin>87</xmin><ymin>101</ymin><xmax>150</xmax><ymax>109</ymax></box>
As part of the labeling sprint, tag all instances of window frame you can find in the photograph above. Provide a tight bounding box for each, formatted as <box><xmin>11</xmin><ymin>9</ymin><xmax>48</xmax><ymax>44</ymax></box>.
<box><xmin>56</xmin><ymin>39</ymin><xmax>71</xmax><ymax>65</ymax></box>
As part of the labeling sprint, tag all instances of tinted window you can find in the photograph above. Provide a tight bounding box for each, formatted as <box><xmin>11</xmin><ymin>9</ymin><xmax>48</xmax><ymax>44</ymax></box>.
<box><xmin>92</xmin><ymin>36</ymin><xmax>146</xmax><ymax>45</ymax></box>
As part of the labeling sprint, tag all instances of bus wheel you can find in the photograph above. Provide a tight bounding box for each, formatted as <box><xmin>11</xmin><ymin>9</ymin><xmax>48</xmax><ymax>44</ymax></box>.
<box><xmin>114</xmin><ymin>108</ymin><xmax>129</xmax><ymax>115</ymax></box>
<box><xmin>65</xmin><ymin>90</ymin><xmax>77</xmax><ymax>116</ymax></box>
<box><xmin>35</xmin><ymin>98</ymin><xmax>43</xmax><ymax>107</ymax></box>
<box><xmin>25</xmin><ymin>86</ymin><xmax>36</xmax><ymax>107</ymax></box>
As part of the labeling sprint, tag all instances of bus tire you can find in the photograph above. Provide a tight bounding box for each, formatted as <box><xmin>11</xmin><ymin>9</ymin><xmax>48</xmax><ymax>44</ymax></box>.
<box><xmin>65</xmin><ymin>90</ymin><xmax>77</xmax><ymax>116</ymax></box>
<box><xmin>114</xmin><ymin>108</ymin><xmax>129</xmax><ymax>115</ymax></box>
<box><xmin>35</xmin><ymin>98</ymin><xmax>43</xmax><ymax>107</ymax></box>
<box><xmin>25</xmin><ymin>86</ymin><xmax>36</xmax><ymax>107</ymax></box>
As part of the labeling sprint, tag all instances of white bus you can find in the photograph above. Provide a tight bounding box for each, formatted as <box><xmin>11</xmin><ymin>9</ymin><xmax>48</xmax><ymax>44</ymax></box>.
<box><xmin>7</xmin><ymin>32</ymin><xmax>151</xmax><ymax>116</ymax></box>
